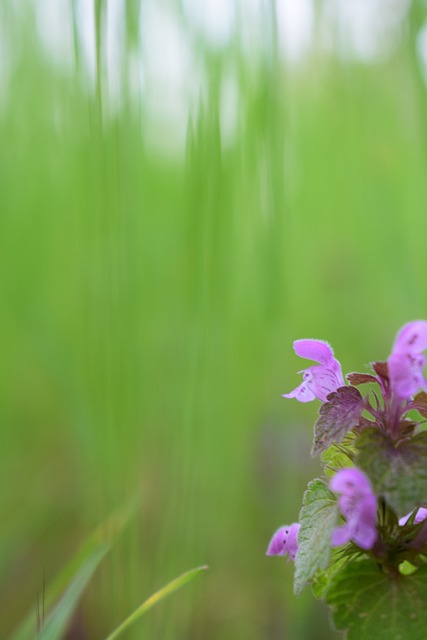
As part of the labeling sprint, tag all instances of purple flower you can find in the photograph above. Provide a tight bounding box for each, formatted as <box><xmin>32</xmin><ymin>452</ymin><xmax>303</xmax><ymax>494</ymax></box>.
<box><xmin>266</xmin><ymin>523</ymin><xmax>300</xmax><ymax>560</ymax></box>
<box><xmin>388</xmin><ymin>320</ymin><xmax>427</xmax><ymax>398</ymax></box>
<box><xmin>283</xmin><ymin>339</ymin><xmax>344</xmax><ymax>403</ymax></box>
<box><xmin>399</xmin><ymin>507</ymin><xmax>427</xmax><ymax>526</ymax></box>
<box><xmin>330</xmin><ymin>468</ymin><xmax>377</xmax><ymax>550</ymax></box>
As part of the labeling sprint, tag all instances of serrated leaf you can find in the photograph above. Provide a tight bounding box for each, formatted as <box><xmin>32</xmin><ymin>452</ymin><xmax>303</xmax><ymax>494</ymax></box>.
<box><xmin>356</xmin><ymin>428</ymin><xmax>427</xmax><ymax>515</ymax></box>
<box><xmin>346</xmin><ymin>372</ymin><xmax>378</xmax><ymax>386</ymax></box>
<box><xmin>326</xmin><ymin>560</ymin><xmax>427</xmax><ymax>640</ymax></box>
<box><xmin>294</xmin><ymin>479</ymin><xmax>338</xmax><ymax>595</ymax></box>
<box><xmin>312</xmin><ymin>386</ymin><xmax>365</xmax><ymax>456</ymax></box>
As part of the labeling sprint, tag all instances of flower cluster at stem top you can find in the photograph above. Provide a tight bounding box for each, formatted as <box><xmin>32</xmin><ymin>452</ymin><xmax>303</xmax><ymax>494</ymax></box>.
<box><xmin>267</xmin><ymin>320</ymin><xmax>427</xmax><ymax>562</ymax></box>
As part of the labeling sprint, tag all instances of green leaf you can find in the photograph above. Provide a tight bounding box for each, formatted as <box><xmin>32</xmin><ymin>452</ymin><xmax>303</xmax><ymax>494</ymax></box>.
<box><xmin>294</xmin><ymin>479</ymin><xmax>339</xmax><ymax>595</ymax></box>
<box><xmin>321</xmin><ymin>433</ymin><xmax>356</xmax><ymax>477</ymax></box>
<box><xmin>326</xmin><ymin>560</ymin><xmax>427</xmax><ymax>640</ymax></box>
<box><xmin>356</xmin><ymin>428</ymin><xmax>427</xmax><ymax>515</ymax></box>
<box><xmin>312</xmin><ymin>386</ymin><xmax>364</xmax><ymax>456</ymax></box>
<box><xmin>311</xmin><ymin>548</ymin><xmax>353</xmax><ymax>600</ymax></box>
<box><xmin>39</xmin><ymin>543</ymin><xmax>110</xmax><ymax>640</ymax></box>
<box><xmin>105</xmin><ymin>566</ymin><xmax>208</xmax><ymax>640</ymax></box>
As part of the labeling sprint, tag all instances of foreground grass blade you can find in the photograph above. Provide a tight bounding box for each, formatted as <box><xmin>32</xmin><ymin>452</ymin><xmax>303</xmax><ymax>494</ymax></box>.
<box><xmin>105</xmin><ymin>565</ymin><xmax>208</xmax><ymax>640</ymax></box>
<box><xmin>38</xmin><ymin>543</ymin><xmax>110</xmax><ymax>640</ymax></box>
<box><xmin>11</xmin><ymin>504</ymin><xmax>134</xmax><ymax>640</ymax></box>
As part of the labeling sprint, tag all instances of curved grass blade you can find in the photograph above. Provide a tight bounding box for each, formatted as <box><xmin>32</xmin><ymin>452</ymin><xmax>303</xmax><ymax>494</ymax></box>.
<box><xmin>105</xmin><ymin>565</ymin><xmax>208</xmax><ymax>640</ymax></box>
<box><xmin>38</xmin><ymin>542</ymin><xmax>110</xmax><ymax>640</ymax></box>
<box><xmin>11</xmin><ymin>502</ymin><xmax>134</xmax><ymax>640</ymax></box>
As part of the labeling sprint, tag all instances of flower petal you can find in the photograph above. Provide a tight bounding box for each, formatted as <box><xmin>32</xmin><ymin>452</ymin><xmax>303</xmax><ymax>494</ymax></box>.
<box><xmin>388</xmin><ymin>353</ymin><xmax>427</xmax><ymax>398</ymax></box>
<box><xmin>329</xmin><ymin>467</ymin><xmax>373</xmax><ymax>497</ymax></box>
<box><xmin>337</xmin><ymin>494</ymin><xmax>355</xmax><ymax>519</ymax></box>
<box><xmin>266</xmin><ymin>523</ymin><xmax>300</xmax><ymax>559</ymax></box>
<box><xmin>351</xmin><ymin>522</ymin><xmax>377</xmax><ymax>550</ymax></box>
<box><xmin>331</xmin><ymin>523</ymin><xmax>351</xmax><ymax>547</ymax></box>
<box><xmin>284</xmin><ymin>339</ymin><xmax>344</xmax><ymax>403</ymax></box>
<box><xmin>282</xmin><ymin>381</ymin><xmax>316</xmax><ymax>403</ymax></box>
<box><xmin>415</xmin><ymin>507</ymin><xmax>427</xmax><ymax>523</ymax></box>
<box><xmin>306</xmin><ymin>365</ymin><xmax>345</xmax><ymax>403</ymax></box>
<box><xmin>266</xmin><ymin>526</ymin><xmax>289</xmax><ymax>556</ymax></box>
<box><xmin>399</xmin><ymin>507</ymin><xmax>427</xmax><ymax>526</ymax></box>
<box><xmin>330</xmin><ymin>468</ymin><xmax>377</xmax><ymax>550</ymax></box>
<box><xmin>392</xmin><ymin>321</ymin><xmax>427</xmax><ymax>355</ymax></box>
<box><xmin>293</xmin><ymin>339</ymin><xmax>335</xmax><ymax>365</ymax></box>
<box><xmin>286</xmin><ymin>523</ymin><xmax>301</xmax><ymax>560</ymax></box>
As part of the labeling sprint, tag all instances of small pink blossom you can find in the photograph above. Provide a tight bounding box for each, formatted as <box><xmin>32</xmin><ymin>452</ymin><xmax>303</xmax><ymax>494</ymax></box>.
<box><xmin>399</xmin><ymin>507</ymin><xmax>427</xmax><ymax>526</ymax></box>
<box><xmin>388</xmin><ymin>320</ymin><xmax>427</xmax><ymax>398</ymax></box>
<box><xmin>330</xmin><ymin>468</ymin><xmax>377</xmax><ymax>551</ymax></box>
<box><xmin>283</xmin><ymin>339</ymin><xmax>344</xmax><ymax>403</ymax></box>
<box><xmin>266</xmin><ymin>523</ymin><xmax>300</xmax><ymax>560</ymax></box>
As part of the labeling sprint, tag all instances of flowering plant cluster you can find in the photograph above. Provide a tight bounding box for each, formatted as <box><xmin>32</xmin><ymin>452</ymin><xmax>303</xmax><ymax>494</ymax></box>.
<box><xmin>267</xmin><ymin>321</ymin><xmax>427</xmax><ymax>640</ymax></box>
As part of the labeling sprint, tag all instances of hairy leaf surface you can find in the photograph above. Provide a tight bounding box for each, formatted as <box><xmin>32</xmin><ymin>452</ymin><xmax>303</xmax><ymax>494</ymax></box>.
<box><xmin>327</xmin><ymin>560</ymin><xmax>427</xmax><ymax>640</ymax></box>
<box><xmin>294</xmin><ymin>479</ymin><xmax>338</xmax><ymax>595</ymax></box>
<box><xmin>356</xmin><ymin>428</ymin><xmax>427</xmax><ymax>515</ymax></box>
<box><xmin>312</xmin><ymin>386</ymin><xmax>364</xmax><ymax>456</ymax></box>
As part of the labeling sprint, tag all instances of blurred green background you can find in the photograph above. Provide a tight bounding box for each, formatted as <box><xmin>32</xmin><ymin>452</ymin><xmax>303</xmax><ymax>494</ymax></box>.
<box><xmin>1</xmin><ymin>0</ymin><xmax>427</xmax><ymax>638</ymax></box>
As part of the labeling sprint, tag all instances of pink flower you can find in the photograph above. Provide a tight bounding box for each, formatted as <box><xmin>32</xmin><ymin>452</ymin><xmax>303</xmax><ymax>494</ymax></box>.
<box><xmin>399</xmin><ymin>507</ymin><xmax>427</xmax><ymax>526</ymax></box>
<box><xmin>330</xmin><ymin>468</ymin><xmax>377</xmax><ymax>551</ymax></box>
<box><xmin>266</xmin><ymin>523</ymin><xmax>300</xmax><ymax>560</ymax></box>
<box><xmin>388</xmin><ymin>320</ymin><xmax>427</xmax><ymax>398</ymax></box>
<box><xmin>283</xmin><ymin>339</ymin><xmax>344</xmax><ymax>403</ymax></box>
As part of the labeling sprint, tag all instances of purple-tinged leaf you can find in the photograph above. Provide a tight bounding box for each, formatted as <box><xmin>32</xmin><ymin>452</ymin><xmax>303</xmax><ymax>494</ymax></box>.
<box><xmin>312</xmin><ymin>387</ymin><xmax>365</xmax><ymax>456</ymax></box>
<box><xmin>408</xmin><ymin>391</ymin><xmax>427</xmax><ymax>419</ymax></box>
<box><xmin>346</xmin><ymin>372</ymin><xmax>378</xmax><ymax>386</ymax></box>
<box><xmin>358</xmin><ymin>417</ymin><xmax>376</xmax><ymax>430</ymax></box>
<box><xmin>371</xmin><ymin>361</ymin><xmax>389</xmax><ymax>382</ymax></box>
<box><xmin>399</xmin><ymin>420</ymin><xmax>417</xmax><ymax>438</ymax></box>
<box><xmin>356</xmin><ymin>428</ymin><xmax>427</xmax><ymax>515</ymax></box>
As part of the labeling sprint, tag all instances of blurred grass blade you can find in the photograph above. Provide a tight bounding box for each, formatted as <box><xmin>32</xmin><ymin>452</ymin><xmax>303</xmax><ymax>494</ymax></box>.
<box><xmin>38</xmin><ymin>542</ymin><xmax>110</xmax><ymax>640</ymax></box>
<box><xmin>105</xmin><ymin>565</ymin><xmax>208</xmax><ymax>640</ymax></box>
<box><xmin>10</xmin><ymin>504</ymin><xmax>134</xmax><ymax>640</ymax></box>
